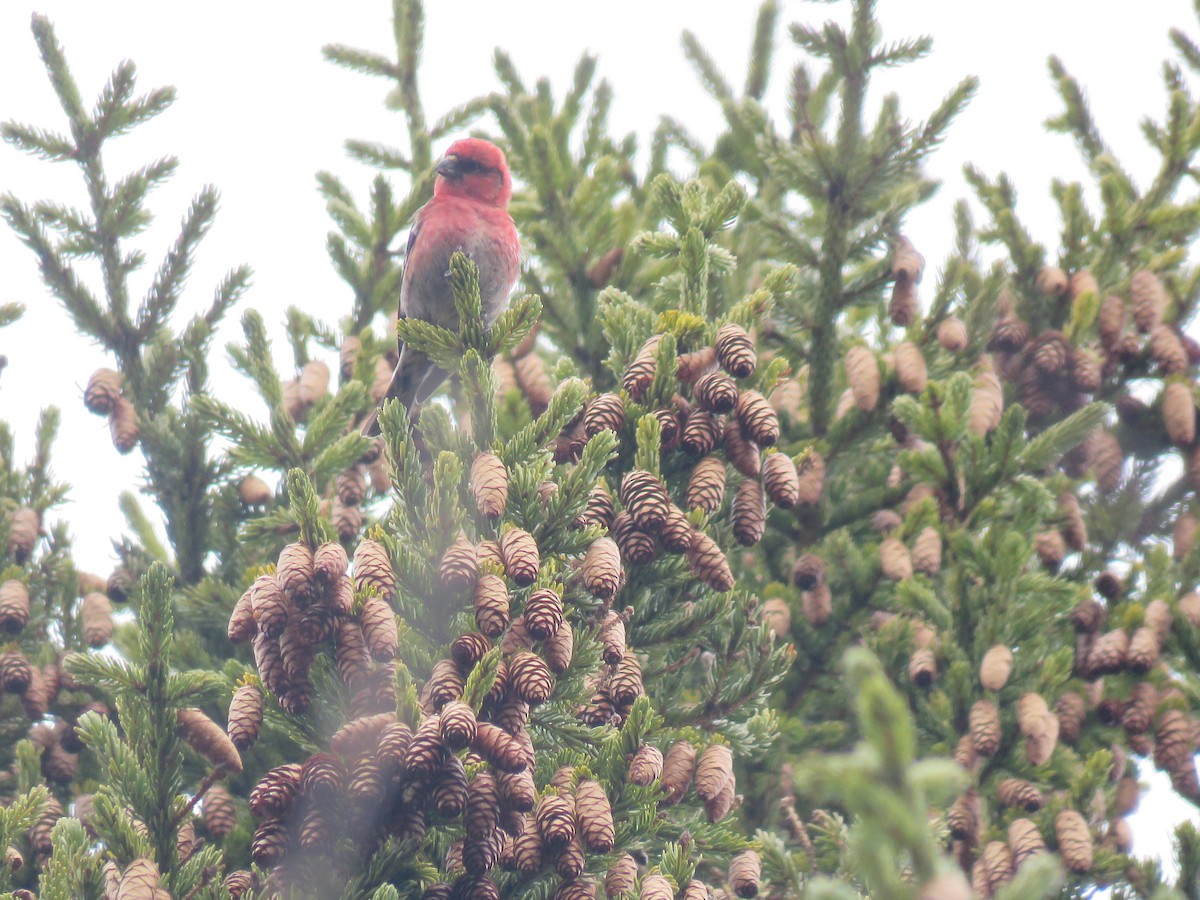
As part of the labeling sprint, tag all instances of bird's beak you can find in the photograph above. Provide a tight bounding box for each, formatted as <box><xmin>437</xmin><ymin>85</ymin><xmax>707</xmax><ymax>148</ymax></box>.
<box><xmin>435</xmin><ymin>155</ymin><xmax>462</xmax><ymax>179</ymax></box>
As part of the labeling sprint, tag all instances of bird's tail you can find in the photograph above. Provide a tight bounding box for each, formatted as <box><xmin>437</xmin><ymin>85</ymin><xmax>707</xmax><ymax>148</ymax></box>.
<box><xmin>360</xmin><ymin>345</ymin><xmax>432</xmax><ymax>437</ymax></box>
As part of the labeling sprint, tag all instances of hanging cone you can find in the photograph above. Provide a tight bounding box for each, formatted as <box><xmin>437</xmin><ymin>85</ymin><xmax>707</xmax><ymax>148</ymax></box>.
<box><xmin>575</xmin><ymin>779</ymin><xmax>615</xmax><ymax>852</ymax></box>
<box><xmin>227</xmin><ymin>683</ymin><xmax>264</xmax><ymax>751</ymax></box>
<box><xmin>695</xmin><ymin>370</ymin><xmax>739</xmax><ymax>413</ymax></box>
<box><xmin>1126</xmin><ymin>626</ymin><xmax>1160</xmax><ymax>674</ymax></box>
<box><xmin>761</xmin><ymin>597</ymin><xmax>791</xmax><ymax>639</ymax></box>
<box><xmin>937</xmin><ymin>316</ymin><xmax>968</xmax><ymax>352</ymax></box>
<box><xmin>1086</xmin><ymin>628</ymin><xmax>1129</xmax><ymax>677</ymax></box>
<box><xmin>471</xmin><ymin>452</ymin><xmax>509</xmax><ymax>519</ymax></box>
<box><xmin>791</xmin><ymin>554</ymin><xmax>825</xmax><ymax>591</ymax></box>
<box><xmin>1007</xmin><ymin>818</ymin><xmax>1046</xmax><ymax>870</ymax></box>
<box><xmin>639</xmin><ymin>875</ymin><xmax>675</xmax><ymax>900</ymax></box>
<box><xmin>1163</xmin><ymin>381</ymin><xmax>1197</xmax><ymax>446</ymax></box>
<box><xmin>889</xmin><ymin>277</ymin><xmax>918</xmax><ymax>327</ymax></box>
<box><xmin>0</xmin><ymin>581</ymin><xmax>29</xmax><ymax>636</ymax></box>
<box><xmin>1069</xmin><ymin>347</ymin><xmax>1103</xmax><ymax>393</ymax></box>
<box><xmin>353</xmin><ymin>539</ymin><xmax>396</xmax><ymax>603</ymax></box>
<box><xmin>802</xmin><ymin>583</ymin><xmax>832</xmax><ymax>626</ymax></box>
<box><xmin>509</xmin><ymin>651</ymin><xmax>553</xmax><ymax>705</ymax></box>
<box><xmin>581</xmin><ymin>537</ymin><xmax>622</xmax><ymax>600</ymax></box>
<box><xmin>996</xmin><ymin>778</ymin><xmax>1043</xmax><ymax>813</ymax></box>
<box><xmin>969</xmin><ymin>699</ymin><xmax>1001</xmax><ymax>756</ymax></box>
<box><xmin>514</xmin><ymin>353</ymin><xmax>552</xmax><ymax>414</ymax></box>
<box><xmin>979</xmin><ymin>645</ymin><xmax>1013</xmax><ymax>691</ymax></box>
<box><xmin>1145</xmin><ymin>598</ymin><xmax>1172</xmax><ymax>644</ymax></box>
<box><xmin>735</xmin><ymin>390</ymin><xmax>779</xmax><ymax>446</ymax></box>
<box><xmin>276</xmin><ymin>542</ymin><xmax>315</xmax><ymax>604</ymax></box>
<box><xmin>762</xmin><ymin>452</ymin><xmax>800</xmax><ymax>508</ymax></box>
<box><xmin>967</xmin><ymin>368</ymin><xmax>1003</xmax><ymax>436</ymax></box>
<box><xmin>1121</xmin><ymin>682</ymin><xmax>1157</xmax><ymax>735</ymax></box>
<box><xmin>1086</xmin><ymin>428</ymin><xmax>1124</xmax><ymax>492</ymax></box>
<box><xmin>500</xmin><ymin>528</ymin><xmax>540</xmax><ymax>586</ymax></box>
<box><xmin>583</xmin><ymin>393</ymin><xmax>625</xmax><ymax>436</ymax></box>
<box><xmin>1035</xmin><ymin>265</ymin><xmax>1068</xmax><ymax>296</ymax></box>
<box><xmin>1069</xmin><ymin>268</ymin><xmax>1099</xmax><ymax>300</ymax></box>
<box><xmin>796</xmin><ymin>450</ymin><xmax>825</xmax><ymax>505</ymax></box>
<box><xmin>845</xmin><ymin>346</ymin><xmax>880</xmax><ymax>411</ymax></box>
<box><xmin>177</xmin><ymin>708</ymin><xmax>242</xmax><ymax>772</ymax></box>
<box><xmin>1151</xmin><ymin>324</ymin><xmax>1189</xmax><ymax>374</ymax></box>
<box><xmin>988</xmin><ymin>314</ymin><xmax>1030</xmax><ymax>353</ymax></box>
<box><xmin>695</xmin><ymin>743</ymin><xmax>734</xmax><ymax>800</ymax></box>
<box><xmin>524</xmin><ymin>588</ymin><xmax>564</xmax><ymax>641</ymax></box>
<box><xmin>680</xmin><ymin>408</ymin><xmax>721</xmax><ymax>456</ymax></box>
<box><xmin>893</xmin><ymin>341</ymin><xmax>927</xmax><ymax>393</ymax></box>
<box><xmin>660</xmin><ymin>741</ymin><xmax>695</xmax><ymax>804</ymax></box>
<box><xmin>1098</xmin><ymin>294</ymin><xmax>1125</xmax><ymax>349</ymax></box>
<box><xmin>979</xmin><ymin>841</ymin><xmax>1014</xmax><ymax>895</ymax></box>
<box><xmin>336</xmin><ymin>467</ymin><xmax>367</xmax><ymax>507</ymax></box>
<box><xmin>84</xmin><ymin>368</ymin><xmax>123</xmax><ymax>415</ymax></box>
<box><xmin>312</xmin><ymin>542</ymin><xmax>349</xmax><ymax>586</ymax></box>
<box><xmin>238</xmin><ymin>474</ymin><xmax>271</xmax><ymax>506</ymax></box>
<box><xmin>1055</xmin><ymin>809</ymin><xmax>1093</xmax><ymax>873</ymax></box>
<box><xmin>724</xmin><ymin>419</ymin><xmax>761</xmax><ymax>477</ymax></box>
<box><xmin>676</xmin><ymin>346</ymin><xmax>718</xmax><ymax>384</ymax></box>
<box><xmin>628</xmin><ymin>744</ymin><xmax>665</xmax><ymax>786</ymax></box>
<box><xmin>654</xmin><ymin>407</ymin><xmax>681</xmax><ymax>450</ymax></box>
<box><xmin>621</xmin><ymin>470</ymin><xmax>670</xmax><ymax>530</ymax></box>
<box><xmin>297</xmin><ymin>360</ymin><xmax>329</xmax><ymax>406</ymax></box>
<box><xmin>1035</xmin><ymin>530</ymin><xmax>1066</xmax><ymax>570</ymax></box>
<box><xmin>623</xmin><ymin>335</ymin><xmax>661</xmax><ymax>401</ymax></box>
<box><xmin>250</xmin><ymin>817</ymin><xmax>287</xmax><ymax>867</ymax></box>
<box><xmin>687</xmin><ymin>532</ymin><xmax>734</xmax><ymax>591</ymax></box>
<box><xmin>908</xmin><ymin>648</ymin><xmax>937</xmax><ymax>687</ymax></box>
<box><xmin>728</xmin><ymin>850</ymin><xmax>761</xmax><ymax>898</ymax></box>
<box><xmin>879</xmin><ymin>537</ymin><xmax>913</xmax><ymax>581</ymax></box>
<box><xmin>608</xmin><ymin>652</ymin><xmax>644</xmax><ymax>706</ymax></box>
<box><xmin>731</xmin><ymin>479</ymin><xmax>766</xmax><ymax>546</ymax></box>
<box><xmin>598</xmin><ymin>611</ymin><xmax>627</xmax><ymax>664</ymax></box>
<box><xmin>440</xmin><ymin>536</ymin><xmax>480</xmax><ymax>591</ymax></box>
<box><xmin>574</xmin><ymin>483</ymin><xmax>616</xmax><ymax>530</ymax></box>
<box><xmin>605</xmin><ymin>855</ymin><xmax>638</xmax><ymax>897</ymax></box>
<box><xmin>947</xmin><ymin>789</ymin><xmax>980</xmax><ymax>841</ymax></box>
<box><xmin>1130</xmin><ymin>269</ymin><xmax>1166</xmax><ymax>333</ymax></box>
<box><xmin>686</xmin><ymin>456</ymin><xmax>727</xmax><ymax>512</ymax></box>
<box><xmin>360</xmin><ymin>596</ymin><xmax>398</xmax><ymax>660</ymax></box>
<box><xmin>714</xmin><ymin>323</ymin><xmax>756</xmax><ymax>378</ymax></box>
<box><xmin>1057</xmin><ymin>492</ymin><xmax>1088</xmax><ymax>552</ymax></box>
<box><xmin>535</xmin><ymin>793</ymin><xmax>576</xmax><ymax>851</ymax></box>
<box><xmin>543</xmin><ymin>620</ymin><xmax>574</xmax><ymax>674</ymax></box>
<box><xmin>911</xmin><ymin>527</ymin><xmax>942</xmax><ymax>575</ymax></box>
<box><xmin>660</xmin><ymin>505</ymin><xmax>694</xmax><ymax>553</ymax></box>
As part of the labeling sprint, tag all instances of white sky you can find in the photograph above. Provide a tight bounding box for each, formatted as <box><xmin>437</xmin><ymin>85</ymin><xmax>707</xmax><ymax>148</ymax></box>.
<box><xmin>1</xmin><ymin>0</ymin><xmax>1198</xmax><ymax>872</ymax></box>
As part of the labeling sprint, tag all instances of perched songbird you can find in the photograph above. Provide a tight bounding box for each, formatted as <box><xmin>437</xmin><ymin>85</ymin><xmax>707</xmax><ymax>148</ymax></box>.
<box><xmin>362</xmin><ymin>138</ymin><xmax>520</xmax><ymax>435</ymax></box>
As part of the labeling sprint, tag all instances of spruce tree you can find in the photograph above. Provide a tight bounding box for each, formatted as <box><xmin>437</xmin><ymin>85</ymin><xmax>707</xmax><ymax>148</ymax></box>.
<box><xmin>3</xmin><ymin>1</ymin><xmax>1200</xmax><ymax>899</ymax></box>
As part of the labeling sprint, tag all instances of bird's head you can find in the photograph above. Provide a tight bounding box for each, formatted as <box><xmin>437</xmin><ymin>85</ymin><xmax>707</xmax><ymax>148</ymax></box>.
<box><xmin>433</xmin><ymin>138</ymin><xmax>512</xmax><ymax>207</ymax></box>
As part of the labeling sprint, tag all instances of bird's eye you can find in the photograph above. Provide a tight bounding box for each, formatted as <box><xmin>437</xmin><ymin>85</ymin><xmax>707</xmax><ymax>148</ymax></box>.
<box><xmin>457</xmin><ymin>158</ymin><xmax>486</xmax><ymax>175</ymax></box>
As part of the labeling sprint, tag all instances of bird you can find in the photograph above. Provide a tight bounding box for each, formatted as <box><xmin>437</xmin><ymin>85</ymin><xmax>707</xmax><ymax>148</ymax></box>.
<box><xmin>361</xmin><ymin>137</ymin><xmax>520</xmax><ymax>436</ymax></box>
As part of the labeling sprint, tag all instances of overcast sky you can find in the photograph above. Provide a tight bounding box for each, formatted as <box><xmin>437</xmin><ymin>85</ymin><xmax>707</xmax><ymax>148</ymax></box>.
<box><xmin>1</xmin><ymin>0</ymin><xmax>1198</xmax><ymax>867</ymax></box>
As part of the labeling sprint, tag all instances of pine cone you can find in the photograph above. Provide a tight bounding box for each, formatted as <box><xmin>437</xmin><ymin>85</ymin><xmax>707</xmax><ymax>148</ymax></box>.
<box><xmin>1163</xmin><ymin>381</ymin><xmax>1197</xmax><ymax>446</ymax></box>
<box><xmin>1121</xmin><ymin>682</ymin><xmax>1157</xmax><ymax>735</ymax></box>
<box><xmin>879</xmin><ymin>537</ymin><xmax>913</xmax><ymax>581</ymax></box>
<box><xmin>605</xmin><ymin>855</ymin><xmax>638</xmax><ymax>897</ymax></box>
<box><xmin>1035</xmin><ymin>529</ymin><xmax>1066</xmax><ymax>570</ymax></box>
<box><xmin>0</xmin><ymin>581</ymin><xmax>29</xmax><ymax>636</ymax></box>
<box><xmin>680</xmin><ymin>408</ymin><xmax>721</xmax><ymax>456</ymax></box>
<box><xmin>437</xmin><ymin>536</ymin><xmax>478</xmax><ymax>592</ymax></box>
<box><xmin>614</xmin><ymin>511</ymin><xmax>656</xmax><ymax>565</ymax></box>
<box><xmin>535</xmin><ymin>793</ymin><xmax>576</xmax><ymax>851</ymax></box>
<box><xmin>1036</xmin><ymin>265</ymin><xmax>1068</xmax><ymax>296</ymax></box>
<box><xmin>514</xmin><ymin>353</ymin><xmax>552</xmax><ymax>414</ymax></box>
<box><xmin>893</xmin><ymin>341</ymin><xmax>927</xmax><ymax>394</ymax></box>
<box><xmin>1145</xmin><ymin>598</ymin><xmax>1172</xmax><ymax>643</ymax></box>
<box><xmin>609</xmin><ymin>652</ymin><xmax>644</xmax><ymax>706</ymax></box>
<box><xmin>761</xmin><ymin>452</ymin><xmax>800</xmax><ymax>509</ymax></box>
<box><xmin>353</xmin><ymin>539</ymin><xmax>396</xmax><ymax>603</ymax></box>
<box><xmin>660</xmin><ymin>505</ymin><xmax>695</xmax><ymax>553</ymax></box>
<box><xmin>335</xmin><ymin>467</ymin><xmax>367</xmax><ymax>508</ymax></box>
<box><xmin>687</xmin><ymin>532</ymin><xmax>734</xmax><ymax>591</ymax></box>
<box><xmin>1055</xmin><ymin>809</ymin><xmax>1093</xmax><ymax>873</ymax></box>
<box><xmin>583</xmin><ymin>393</ymin><xmax>625</xmax><ymax>436</ymax></box>
<box><xmin>574</xmin><ymin>483</ymin><xmax>615</xmax><ymax>530</ymax></box>
<box><xmin>676</xmin><ymin>346</ymin><xmax>717</xmax><ymax>384</ymax></box>
<box><xmin>695</xmin><ymin>370</ymin><xmax>739</xmax><ymax>413</ymax></box>
<box><xmin>1131</xmin><ymin>269</ymin><xmax>1167</xmax><ymax>332</ymax></box>
<box><xmin>735</xmin><ymin>390</ymin><xmax>779</xmax><ymax>446</ymax></box>
<box><xmin>623</xmin><ymin>335</ymin><xmax>661</xmax><ymax>401</ymax></box>
<box><xmin>473</xmin><ymin>574</ymin><xmax>511</xmax><ymax>637</ymax></box>
<box><xmin>84</xmin><ymin>368</ymin><xmax>123</xmax><ymax>415</ymax></box>
<box><xmin>1098</xmin><ymin>294</ymin><xmax>1125</xmax><ymax>348</ymax></box>
<box><xmin>509</xmin><ymin>650</ymin><xmax>554</xmax><ymax>706</ymax></box>
<box><xmin>471</xmin><ymin>452</ymin><xmax>509</xmax><ymax>520</ymax></box>
<box><xmin>572</xmin><ymin>778</ymin><xmax>614</xmax><ymax>852</ymax></box>
<box><xmin>1126</xmin><ymin>626</ymin><xmax>1160</xmax><ymax>674</ymax></box>
<box><xmin>969</xmin><ymin>699</ymin><xmax>1001</xmax><ymax>756</ymax></box>
<box><xmin>176</xmin><ymin>708</ymin><xmax>242</xmax><ymax>772</ymax></box>
<box><xmin>581</xmin><ymin>537</ymin><xmax>622</xmax><ymax>600</ymax></box>
<box><xmin>628</xmin><ymin>744</ymin><xmax>665</xmax><ymax>786</ymax></box>
<box><xmin>731</xmin><ymin>479</ymin><xmax>766</xmax><ymax>546</ymax></box>
<box><xmin>947</xmin><ymin>789</ymin><xmax>980</xmax><ymax>841</ymax></box>
<box><xmin>1086</xmin><ymin>628</ymin><xmax>1129</xmax><ymax>677</ymax></box>
<box><xmin>728</xmin><ymin>849</ymin><xmax>761</xmax><ymax>898</ymax></box>
<box><xmin>979</xmin><ymin>645</ymin><xmax>1013</xmax><ymax>691</ymax></box>
<box><xmin>312</xmin><ymin>542</ymin><xmax>348</xmax><ymax>587</ymax></box>
<box><xmin>909</xmin><ymin>648</ymin><xmax>937</xmax><ymax>687</ymax></box>
<box><xmin>425</xmin><ymin>658</ymin><xmax>466</xmax><ymax>709</ymax></box>
<box><xmin>996</xmin><ymin>778</ymin><xmax>1043</xmax><ymax>813</ymax></box>
<box><xmin>988</xmin><ymin>316</ymin><xmax>1029</xmax><ymax>353</ymax></box>
<box><xmin>500</xmin><ymin>528</ymin><xmax>540</xmax><ymax>586</ymax></box>
<box><xmin>937</xmin><ymin>316</ymin><xmax>969</xmax><ymax>352</ymax></box>
<box><xmin>791</xmin><ymin>554</ymin><xmax>825</xmax><ymax>591</ymax></box>
<box><xmin>890</xmin><ymin>276</ymin><xmax>918</xmax><ymax>326</ymax></box>
<box><xmin>621</xmin><ymin>470</ymin><xmax>670</xmax><ymax>530</ymax></box>
<box><xmin>979</xmin><ymin>841</ymin><xmax>1014</xmax><ymax>894</ymax></box>
<box><xmin>723</xmin><ymin>419</ymin><xmax>761</xmax><ymax>477</ymax></box>
<box><xmin>543</xmin><ymin>621</ymin><xmax>574</xmax><ymax>674</ymax></box>
<box><xmin>227</xmin><ymin>683</ymin><xmax>264</xmax><ymax>751</ymax></box>
<box><xmin>695</xmin><ymin>743</ymin><xmax>734</xmax><ymax>801</ymax></box>
<box><xmin>911</xmin><ymin>527</ymin><xmax>942</xmax><ymax>575</ymax></box>
<box><xmin>802</xmin><ymin>584</ymin><xmax>832</xmax><ymax>626</ymax></box>
<box><xmin>687</xmin><ymin>456</ymin><xmax>727</xmax><ymax>512</ymax></box>
<box><xmin>6</xmin><ymin>508</ymin><xmax>39</xmax><ymax>562</ymax></box>
<box><xmin>203</xmin><ymin>783</ymin><xmax>237</xmax><ymax>837</ymax></box>
<box><xmin>1151</xmin><ymin>325</ymin><xmax>1189</xmax><ymax>374</ymax></box>
<box><xmin>360</xmin><ymin>596</ymin><xmax>398</xmax><ymax>661</ymax></box>
<box><xmin>250</xmin><ymin>816</ymin><xmax>287</xmax><ymax>867</ymax></box>
<box><xmin>714</xmin><ymin>323</ymin><xmax>756</xmax><ymax>378</ymax></box>
<box><xmin>967</xmin><ymin>368</ymin><xmax>1003</xmax><ymax>436</ymax></box>
<box><xmin>1007</xmin><ymin>818</ymin><xmax>1046</xmax><ymax>871</ymax></box>
<box><xmin>1069</xmin><ymin>347</ymin><xmax>1103</xmax><ymax>393</ymax></box>
<box><xmin>654</xmin><ymin>407</ymin><xmax>681</xmax><ymax>450</ymax></box>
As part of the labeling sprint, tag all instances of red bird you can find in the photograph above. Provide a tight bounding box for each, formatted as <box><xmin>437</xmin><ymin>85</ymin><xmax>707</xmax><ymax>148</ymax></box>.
<box><xmin>362</xmin><ymin>138</ymin><xmax>520</xmax><ymax>435</ymax></box>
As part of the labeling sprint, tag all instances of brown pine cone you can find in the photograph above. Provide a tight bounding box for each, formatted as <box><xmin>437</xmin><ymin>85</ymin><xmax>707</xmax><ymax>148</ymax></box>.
<box><xmin>893</xmin><ymin>341</ymin><xmax>928</xmax><ymax>394</ymax></box>
<box><xmin>714</xmin><ymin>323</ymin><xmax>756</xmax><ymax>378</ymax></box>
<box><xmin>614</xmin><ymin>512</ymin><xmax>656</xmax><ymax>565</ymax></box>
<box><xmin>796</xmin><ymin>450</ymin><xmax>825</xmax><ymax>506</ymax></box>
<box><xmin>1126</xmin><ymin>627</ymin><xmax>1160</xmax><ymax>674</ymax></box>
<box><xmin>473</xmin><ymin>574</ymin><xmax>511</xmax><ymax>637</ymax></box>
<box><xmin>519</xmin><ymin>588</ymin><xmax>562</xmax><ymax>642</ymax></box>
<box><xmin>374</xmin><ymin>721</ymin><xmax>413</xmax><ymax>775</ymax></box>
<box><xmin>736</xmin><ymin>390</ymin><xmax>779</xmax><ymax>446</ymax></box>
<box><xmin>659</xmin><ymin>505</ymin><xmax>694</xmax><ymax>553</ymax></box>
<box><xmin>628</xmin><ymin>744</ymin><xmax>665</xmax><ymax>786</ymax></box>
<box><xmin>724</xmin><ymin>419</ymin><xmax>761</xmax><ymax>477</ymax></box>
<box><xmin>967</xmin><ymin>368</ymin><xmax>1003</xmax><ymax>436</ymax></box>
<box><xmin>80</xmin><ymin>594</ymin><xmax>113</xmax><ymax>643</ymax></box>
<box><xmin>937</xmin><ymin>316</ymin><xmax>968</xmax><ymax>352</ymax></box>
<box><xmin>947</xmin><ymin>788</ymin><xmax>980</xmax><ymax>841</ymax></box>
<box><xmin>250</xmin><ymin>816</ymin><xmax>287</xmax><ymax>867</ymax></box>
<box><xmin>879</xmin><ymin>537</ymin><xmax>913</xmax><ymax>581</ymax></box>
<box><xmin>890</xmin><ymin>276</ymin><xmax>918</xmax><ymax>327</ymax></box>
<box><xmin>1069</xmin><ymin>347</ymin><xmax>1103</xmax><ymax>393</ymax></box>
<box><xmin>361</xmin><ymin>596</ymin><xmax>399</xmax><ymax>661</ymax></box>
<box><xmin>1007</xmin><ymin>818</ymin><xmax>1045</xmax><ymax>871</ymax></box>
<box><xmin>471</xmin><ymin>452</ymin><xmax>509</xmax><ymax>520</ymax></box>
<box><xmin>687</xmin><ymin>532</ymin><xmax>734</xmax><ymax>591</ymax></box>
<box><xmin>583</xmin><ymin>393</ymin><xmax>625</xmax><ymax>437</ymax></box>
<box><xmin>177</xmin><ymin>708</ymin><xmax>242</xmax><ymax>773</ymax></box>
<box><xmin>574</xmin><ymin>778</ymin><xmax>615</xmax><ymax>852</ymax></box>
<box><xmin>1054</xmin><ymin>691</ymin><xmax>1086</xmax><ymax>745</ymax></box>
<box><xmin>680</xmin><ymin>408</ymin><xmax>721</xmax><ymax>456</ymax></box>
<box><xmin>84</xmin><ymin>368</ymin><xmax>123</xmax><ymax>415</ymax></box>
<box><xmin>608</xmin><ymin>652</ymin><xmax>644</xmax><ymax>706</ymax></box>
<box><xmin>1097</xmin><ymin>294</ymin><xmax>1125</xmax><ymax>349</ymax></box>
<box><xmin>581</xmin><ymin>537</ymin><xmax>622</xmax><ymax>600</ymax></box>
<box><xmin>471</xmin><ymin>722</ymin><xmax>526</xmax><ymax>773</ymax></box>
<box><xmin>108</xmin><ymin>395</ymin><xmax>141</xmax><ymax>454</ymax></box>
<box><xmin>543</xmin><ymin>621</ymin><xmax>574</xmax><ymax>674</ymax></box>
<box><xmin>621</xmin><ymin>470</ymin><xmax>670</xmax><ymax>530</ymax></box>
<box><xmin>1055</xmin><ymin>809</ymin><xmax>1093</xmax><ymax>873</ymax></box>
<box><xmin>465</xmin><ymin>769</ymin><xmax>501</xmax><ymax>841</ymax></box>
<box><xmin>404</xmin><ymin>716</ymin><xmax>448</xmax><ymax>775</ymax></box>
<box><xmin>658</xmin><ymin>740</ymin><xmax>695</xmax><ymax>805</ymax></box>
<box><xmin>729</xmin><ymin>849</ymin><xmax>761</xmax><ymax>898</ymax></box>
<box><xmin>1086</xmin><ymin>628</ymin><xmax>1129</xmax><ymax>678</ymax></box>
<box><xmin>336</xmin><ymin>466</ymin><xmax>367</xmax><ymax>507</ymax></box>
<box><xmin>676</xmin><ymin>346</ymin><xmax>717</xmax><ymax>384</ymax></box>
<box><xmin>509</xmin><ymin>651</ymin><xmax>554</xmax><ymax>705</ymax></box>
<box><xmin>762</xmin><ymin>452</ymin><xmax>800</xmax><ymax>509</ymax></box>
<box><xmin>623</xmin><ymin>335</ymin><xmax>661</xmax><ymax>401</ymax></box>
<box><xmin>910</xmin><ymin>527</ymin><xmax>942</xmax><ymax>575</ymax></box>
<box><xmin>535</xmin><ymin>793</ymin><xmax>576</xmax><ymax>851</ymax></box>
<box><xmin>791</xmin><ymin>553</ymin><xmax>825</xmax><ymax>591</ymax></box>
<box><xmin>249</xmin><ymin>575</ymin><xmax>290</xmax><ymax>642</ymax></box>
<box><xmin>844</xmin><ymin>346</ymin><xmax>880</xmax><ymax>412</ymax></box>
<box><xmin>605</xmin><ymin>854</ymin><xmax>638</xmax><ymax>897</ymax></box>
<box><xmin>425</xmin><ymin>658</ymin><xmax>466</xmax><ymax>709</ymax></box>
<box><xmin>695</xmin><ymin>370</ymin><xmax>739</xmax><ymax>413</ymax></box>
<box><xmin>312</xmin><ymin>541</ymin><xmax>348</xmax><ymax>586</ymax></box>
<box><xmin>892</xmin><ymin>235</ymin><xmax>925</xmax><ymax>285</ymax></box>
<box><xmin>969</xmin><ymin>699</ymin><xmax>1001</xmax><ymax>756</ymax></box>
<box><xmin>1151</xmin><ymin>324</ymin><xmax>1189</xmax><ymax>374</ymax></box>
<box><xmin>353</xmin><ymin>539</ymin><xmax>396</xmax><ymax>603</ymax></box>
<box><xmin>500</xmin><ymin>528</ymin><xmax>540</xmax><ymax>586</ymax></box>
<box><xmin>276</xmin><ymin>542</ymin><xmax>315</xmax><ymax>605</ymax></box>
<box><xmin>988</xmin><ymin>315</ymin><xmax>1029</xmax><ymax>354</ymax></box>
<box><xmin>1131</xmin><ymin>269</ymin><xmax>1167</xmax><ymax>332</ymax></box>
<box><xmin>979</xmin><ymin>645</ymin><xmax>1013</xmax><ymax>691</ymax></box>
<box><xmin>515</xmin><ymin>353</ymin><xmax>552</xmax><ymax>415</ymax></box>
<box><xmin>510</xmin><ymin>817</ymin><xmax>544</xmax><ymax>874</ymax></box>
<box><xmin>731</xmin><ymin>479</ymin><xmax>766</xmax><ymax>546</ymax></box>
<box><xmin>802</xmin><ymin>584</ymin><xmax>832</xmax><ymax>626</ymax></box>
<box><xmin>227</xmin><ymin>683</ymin><xmax>264</xmax><ymax>751</ymax></box>
<box><xmin>687</xmin><ymin>456</ymin><xmax>727</xmax><ymax>512</ymax></box>
<box><xmin>980</xmin><ymin>840</ymin><xmax>1014</xmax><ymax>894</ymax></box>
<box><xmin>654</xmin><ymin>407</ymin><xmax>679</xmax><ymax>450</ymax></box>
<box><xmin>202</xmin><ymin>783</ymin><xmax>237</xmax><ymax>838</ymax></box>
<box><xmin>574</xmin><ymin>483</ymin><xmax>616</xmax><ymax>530</ymax></box>
<box><xmin>996</xmin><ymin>778</ymin><xmax>1043</xmax><ymax>812</ymax></box>
<box><xmin>1164</xmin><ymin>381</ymin><xmax>1197</xmax><ymax>446</ymax></box>
<box><xmin>1035</xmin><ymin>265</ymin><xmax>1068</xmax><ymax>296</ymax></box>
<box><xmin>695</xmin><ymin>743</ymin><xmax>734</xmax><ymax>801</ymax></box>
<box><xmin>0</xmin><ymin>581</ymin><xmax>30</xmax><ymax>636</ymax></box>
<box><xmin>440</xmin><ymin>536</ymin><xmax>480</xmax><ymax>591</ymax></box>
<box><xmin>908</xmin><ymin>648</ymin><xmax>937</xmax><ymax>687</ymax></box>
<box><xmin>639</xmin><ymin>874</ymin><xmax>675</xmax><ymax>900</ymax></box>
